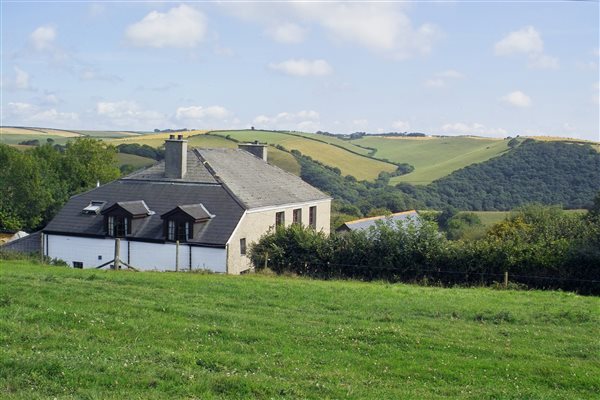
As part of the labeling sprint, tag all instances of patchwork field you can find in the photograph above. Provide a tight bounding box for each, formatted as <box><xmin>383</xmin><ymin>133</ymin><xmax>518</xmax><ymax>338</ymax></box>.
<box><xmin>210</xmin><ymin>130</ymin><xmax>397</xmax><ymax>181</ymax></box>
<box><xmin>351</xmin><ymin>136</ymin><xmax>511</xmax><ymax>185</ymax></box>
<box><xmin>0</xmin><ymin>261</ymin><xmax>598</xmax><ymax>399</ymax></box>
<box><xmin>469</xmin><ymin>210</ymin><xmax>587</xmax><ymax>228</ymax></box>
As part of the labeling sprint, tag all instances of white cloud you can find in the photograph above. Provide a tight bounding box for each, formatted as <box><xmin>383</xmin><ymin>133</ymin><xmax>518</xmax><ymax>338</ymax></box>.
<box><xmin>14</xmin><ymin>67</ymin><xmax>30</xmax><ymax>89</ymax></box>
<box><xmin>30</xmin><ymin>25</ymin><xmax>56</xmax><ymax>51</ymax></box>
<box><xmin>495</xmin><ymin>26</ymin><xmax>543</xmax><ymax>56</ymax></box>
<box><xmin>6</xmin><ymin>102</ymin><xmax>79</xmax><ymax>128</ymax></box>
<box><xmin>501</xmin><ymin>90</ymin><xmax>532</xmax><ymax>108</ymax></box>
<box><xmin>392</xmin><ymin>120</ymin><xmax>411</xmax><ymax>131</ymax></box>
<box><xmin>265</xmin><ymin>22</ymin><xmax>307</xmax><ymax>44</ymax></box>
<box><xmin>494</xmin><ymin>26</ymin><xmax>558</xmax><ymax>70</ymax></box>
<box><xmin>424</xmin><ymin>69</ymin><xmax>464</xmax><ymax>88</ymax></box>
<box><xmin>269</xmin><ymin>59</ymin><xmax>332</xmax><ymax>77</ymax></box>
<box><xmin>252</xmin><ymin>110</ymin><xmax>320</xmax><ymax>131</ymax></box>
<box><xmin>125</xmin><ymin>5</ymin><xmax>207</xmax><ymax>48</ymax></box>
<box><xmin>441</xmin><ymin>122</ymin><xmax>507</xmax><ymax>137</ymax></box>
<box><xmin>96</xmin><ymin>101</ymin><xmax>166</xmax><ymax>129</ymax></box>
<box><xmin>425</xmin><ymin>78</ymin><xmax>445</xmax><ymax>88</ymax></box>
<box><xmin>175</xmin><ymin>105</ymin><xmax>232</xmax><ymax>122</ymax></box>
<box><xmin>175</xmin><ymin>105</ymin><xmax>236</xmax><ymax>129</ymax></box>
<box><xmin>222</xmin><ymin>3</ymin><xmax>439</xmax><ymax>59</ymax></box>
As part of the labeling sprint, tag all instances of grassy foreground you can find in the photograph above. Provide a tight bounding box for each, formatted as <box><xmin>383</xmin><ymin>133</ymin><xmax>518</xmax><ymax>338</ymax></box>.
<box><xmin>1</xmin><ymin>262</ymin><xmax>598</xmax><ymax>399</ymax></box>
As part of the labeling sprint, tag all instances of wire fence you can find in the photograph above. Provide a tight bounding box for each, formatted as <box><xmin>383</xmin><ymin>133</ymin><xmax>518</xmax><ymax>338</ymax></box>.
<box><xmin>263</xmin><ymin>257</ymin><xmax>600</xmax><ymax>294</ymax></box>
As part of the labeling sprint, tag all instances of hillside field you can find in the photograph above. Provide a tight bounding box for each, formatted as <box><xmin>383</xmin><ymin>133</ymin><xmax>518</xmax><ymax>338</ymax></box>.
<box><xmin>210</xmin><ymin>130</ymin><xmax>397</xmax><ymax>181</ymax></box>
<box><xmin>1</xmin><ymin>261</ymin><xmax>598</xmax><ymax>399</ymax></box>
<box><xmin>351</xmin><ymin>136</ymin><xmax>511</xmax><ymax>185</ymax></box>
<box><xmin>116</xmin><ymin>153</ymin><xmax>157</xmax><ymax>169</ymax></box>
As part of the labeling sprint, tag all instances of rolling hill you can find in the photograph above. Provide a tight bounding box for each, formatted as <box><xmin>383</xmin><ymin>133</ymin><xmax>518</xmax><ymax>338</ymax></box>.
<box><xmin>350</xmin><ymin>135</ymin><xmax>511</xmax><ymax>185</ymax></box>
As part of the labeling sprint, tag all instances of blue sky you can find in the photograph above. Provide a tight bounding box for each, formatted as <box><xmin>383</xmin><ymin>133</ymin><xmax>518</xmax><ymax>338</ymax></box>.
<box><xmin>1</xmin><ymin>1</ymin><xmax>598</xmax><ymax>140</ymax></box>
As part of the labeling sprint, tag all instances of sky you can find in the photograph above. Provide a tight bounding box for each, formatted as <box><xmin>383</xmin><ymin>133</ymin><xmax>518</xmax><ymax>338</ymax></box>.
<box><xmin>1</xmin><ymin>1</ymin><xmax>599</xmax><ymax>140</ymax></box>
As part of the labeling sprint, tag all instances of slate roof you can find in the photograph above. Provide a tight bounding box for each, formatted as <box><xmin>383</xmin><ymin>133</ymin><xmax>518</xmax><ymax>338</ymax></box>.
<box><xmin>337</xmin><ymin>210</ymin><xmax>420</xmax><ymax>232</ymax></box>
<box><xmin>44</xmin><ymin>180</ymin><xmax>244</xmax><ymax>246</ymax></box>
<box><xmin>171</xmin><ymin>204</ymin><xmax>214</xmax><ymax>221</ymax></box>
<box><xmin>104</xmin><ymin>200</ymin><xmax>151</xmax><ymax>217</ymax></box>
<box><xmin>196</xmin><ymin>148</ymin><xmax>330</xmax><ymax>209</ymax></box>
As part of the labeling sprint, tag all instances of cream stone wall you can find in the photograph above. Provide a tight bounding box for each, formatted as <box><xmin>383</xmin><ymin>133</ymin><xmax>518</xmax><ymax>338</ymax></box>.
<box><xmin>226</xmin><ymin>199</ymin><xmax>331</xmax><ymax>274</ymax></box>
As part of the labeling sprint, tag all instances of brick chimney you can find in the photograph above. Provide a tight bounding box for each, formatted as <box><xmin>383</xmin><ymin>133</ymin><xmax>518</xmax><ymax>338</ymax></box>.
<box><xmin>238</xmin><ymin>141</ymin><xmax>268</xmax><ymax>161</ymax></box>
<box><xmin>164</xmin><ymin>134</ymin><xmax>187</xmax><ymax>179</ymax></box>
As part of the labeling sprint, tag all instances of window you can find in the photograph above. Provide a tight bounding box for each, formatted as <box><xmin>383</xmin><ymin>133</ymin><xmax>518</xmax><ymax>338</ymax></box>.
<box><xmin>275</xmin><ymin>211</ymin><xmax>285</xmax><ymax>228</ymax></box>
<box><xmin>293</xmin><ymin>208</ymin><xmax>302</xmax><ymax>224</ymax></box>
<box><xmin>167</xmin><ymin>220</ymin><xmax>190</xmax><ymax>242</ymax></box>
<box><xmin>73</xmin><ymin>261</ymin><xmax>83</xmax><ymax>269</ymax></box>
<box><xmin>309</xmin><ymin>206</ymin><xmax>317</xmax><ymax>228</ymax></box>
<box><xmin>107</xmin><ymin>216</ymin><xmax>130</xmax><ymax>237</ymax></box>
<box><xmin>240</xmin><ymin>238</ymin><xmax>247</xmax><ymax>255</ymax></box>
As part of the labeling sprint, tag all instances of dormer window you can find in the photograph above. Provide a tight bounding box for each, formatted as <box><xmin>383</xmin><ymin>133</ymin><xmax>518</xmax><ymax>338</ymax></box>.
<box><xmin>107</xmin><ymin>215</ymin><xmax>130</xmax><ymax>237</ymax></box>
<box><xmin>167</xmin><ymin>220</ymin><xmax>189</xmax><ymax>241</ymax></box>
<box><xmin>161</xmin><ymin>204</ymin><xmax>214</xmax><ymax>243</ymax></box>
<box><xmin>101</xmin><ymin>200</ymin><xmax>153</xmax><ymax>238</ymax></box>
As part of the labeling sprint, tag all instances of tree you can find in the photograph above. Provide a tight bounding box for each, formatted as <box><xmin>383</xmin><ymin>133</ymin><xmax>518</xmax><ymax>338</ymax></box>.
<box><xmin>61</xmin><ymin>138</ymin><xmax>120</xmax><ymax>193</ymax></box>
<box><xmin>0</xmin><ymin>145</ymin><xmax>52</xmax><ymax>230</ymax></box>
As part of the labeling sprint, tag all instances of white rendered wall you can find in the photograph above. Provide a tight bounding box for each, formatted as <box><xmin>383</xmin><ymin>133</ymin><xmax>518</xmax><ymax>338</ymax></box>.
<box><xmin>46</xmin><ymin>234</ymin><xmax>226</xmax><ymax>272</ymax></box>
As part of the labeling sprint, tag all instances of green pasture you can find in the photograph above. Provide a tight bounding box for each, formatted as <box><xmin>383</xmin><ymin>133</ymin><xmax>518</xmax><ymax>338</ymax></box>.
<box><xmin>211</xmin><ymin>130</ymin><xmax>397</xmax><ymax>181</ymax></box>
<box><xmin>0</xmin><ymin>133</ymin><xmax>72</xmax><ymax>146</ymax></box>
<box><xmin>0</xmin><ymin>261</ymin><xmax>598</xmax><ymax>399</ymax></box>
<box><xmin>468</xmin><ymin>209</ymin><xmax>587</xmax><ymax>228</ymax></box>
<box><xmin>116</xmin><ymin>153</ymin><xmax>157</xmax><ymax>169</ymax></box>
<box><xmin>288</xmin><ymin>131</ymin><xmax>373</xmax><ymax>156</ymax></box>
<box><xmin>351</xmin><ymin>136</ymin><xmax>510</xmax><ymax>185</ymax></box>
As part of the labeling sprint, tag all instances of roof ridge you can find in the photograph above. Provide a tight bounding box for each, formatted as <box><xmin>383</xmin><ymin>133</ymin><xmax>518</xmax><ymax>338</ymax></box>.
<box><xmin>346</xmin><ymin>210</ymin><xmax>418</xmax><ymax>225</ymax></box>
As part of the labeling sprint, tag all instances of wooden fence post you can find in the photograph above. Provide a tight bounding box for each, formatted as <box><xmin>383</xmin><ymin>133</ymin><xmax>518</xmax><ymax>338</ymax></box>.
<box><xmin>504</xmin><ymin>271</ymin><xmax>509</xmax><ymax>288</ymax></box>
<box><xmin>114</xmin><ymin>238</ymin><xmax>121</xmax><ymax>270</ymax></box>
<box><xmin>40</xmin><ymin>232</ymin><xmax>45</xmax><ymax>263</ymax></box>
<box><xmin>175</xmin><ymin>240</ymin><xmax>180</xmax><ymax>272</ymax></box>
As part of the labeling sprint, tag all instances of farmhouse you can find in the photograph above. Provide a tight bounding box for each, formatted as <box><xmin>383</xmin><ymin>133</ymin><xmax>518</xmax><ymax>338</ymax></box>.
<box><xmin>336</xmin><ymin>210</ymin><xmax>420</xmax><ymax>233</ymax></box>
<box><xmin>19</xmin><ymin>136</ymin><xmax>331</xmax><ymax>273</ymax></box>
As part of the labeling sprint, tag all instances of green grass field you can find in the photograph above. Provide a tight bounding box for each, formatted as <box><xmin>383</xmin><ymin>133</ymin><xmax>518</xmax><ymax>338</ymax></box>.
<box><xmin>116</xmin><ymin>153</ymin><xmax>157</xmax><ymax>169</ymax></box>
<box><xmin>286</xmin><ymin>131</ymin><xmax>373</xmax><ymax>156</ymax></box>
<box><xmin>351</xmin><ymin>136</ymin><xmax>510</xmax><ymax>185</ymax></box>
<box><xmin>0</xmin><ymin>133</ymin><xmax>74</xmax><ymax>145</ymax></box>
<box><xmin>468</xmin><ymin>210</ymin><xmax>587</xmax><ymax>228</ymax></box>
<box><xmin>211</xmin><ymin>130</ymin><xmax>397</xmax><ymax>181</ymax></box>
<box><xmin>1</xmin><ymin>261</ymin><xmax>598</xmax><ymax>399</ymax></box>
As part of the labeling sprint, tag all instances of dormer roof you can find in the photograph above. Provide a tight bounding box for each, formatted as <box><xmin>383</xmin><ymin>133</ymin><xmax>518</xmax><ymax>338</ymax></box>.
<box><xmin>101</xmin><ymin>200</ymin><xmax>152</xmax><ymax>218</ymax></box>
<box><xmin>161</xmin><ymin>204</ymin><xmax>214</xmax><ymax>222</ymax></box>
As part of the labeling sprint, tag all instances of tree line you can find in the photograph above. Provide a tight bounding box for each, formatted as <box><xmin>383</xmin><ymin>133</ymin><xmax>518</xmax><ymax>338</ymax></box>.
<box><xmin>249</xmin><ymin>203</ymin><xmax>600</xmax><ymax>294</ymax></box>
<box><xmin>0</xmin><ymin>140</ymin><xmax>120</xmax><ymax>232</ymax></box>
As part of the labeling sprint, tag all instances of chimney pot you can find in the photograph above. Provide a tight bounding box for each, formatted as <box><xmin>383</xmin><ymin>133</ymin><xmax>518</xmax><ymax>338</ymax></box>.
<box><xmin>169</xmin><ymin>134</ymin><xmax>175</xmax><ymax>139</ymax></box>
<box><xmin>177</xmin><ymin>134</ymin><xmax>183</xmax><ymax>140</ymax></box>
